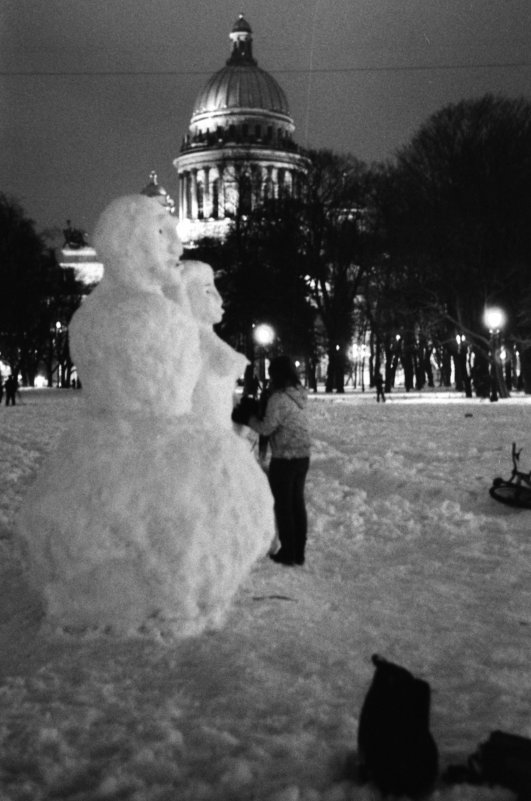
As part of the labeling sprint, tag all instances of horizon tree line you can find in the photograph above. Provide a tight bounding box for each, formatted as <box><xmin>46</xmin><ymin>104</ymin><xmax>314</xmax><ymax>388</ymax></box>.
<box><xmin>2</xmin><ymin>93</ymin><xmax>531</xmax><ymax>394</ymax></box>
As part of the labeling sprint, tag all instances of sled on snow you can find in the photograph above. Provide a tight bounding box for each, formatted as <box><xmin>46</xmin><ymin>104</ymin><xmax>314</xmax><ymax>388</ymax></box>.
<box><xmin>490</xmin><ymin>442</ymin><xmax>531</xmax><ymax>508</ymax></box>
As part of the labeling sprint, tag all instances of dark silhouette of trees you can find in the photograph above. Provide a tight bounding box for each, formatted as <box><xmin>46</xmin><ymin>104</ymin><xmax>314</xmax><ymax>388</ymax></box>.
<box><xmin>190</xmin><ymin>94</ymin><xmax>531</xmax><ymax>395</ymax></box>
<box><xmin>302</xmin><ymin>150</ymin><xmax>376</xmax><ymax>392</ymax></box>
<box><xmin>194</xmin><ymin>198</ymin><xmax>316</xmax><ymax>372</ymax></box>
<box><xmin>392</xmin><ymin>93</ymin><xmax>531</xmax><ymax>393</ymax></box>
<box><xmin>0</xmin><ymin>194</ymin><xmax>84</xmax><ymax>386</ymax></box>
<box><xmin>193</xmin><ymin>150</ymin><xmax>378</xmax><ymax>392</ymax></box>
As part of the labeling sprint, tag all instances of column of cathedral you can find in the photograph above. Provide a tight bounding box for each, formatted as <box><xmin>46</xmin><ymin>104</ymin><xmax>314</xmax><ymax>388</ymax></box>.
<box><xmin>178</xmin><ymin>173</ymin><xmax>186</xmax><ymax>219</ymax></box>
<box><xmin>178</xmin><ymin>162</ymin><xmax>302</xmax><ymax>224</ymax></box>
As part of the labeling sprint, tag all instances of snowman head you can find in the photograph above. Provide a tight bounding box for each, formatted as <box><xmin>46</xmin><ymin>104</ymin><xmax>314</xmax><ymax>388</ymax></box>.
<box><xmin>181</xmin><ymin>261</ymin><xmax>224</xmax><ymax>326</ymax></box>
<box><xmin>93</xmin><ymin>195</ymin><xmax>183</xmax><ymax>293</ymax></box>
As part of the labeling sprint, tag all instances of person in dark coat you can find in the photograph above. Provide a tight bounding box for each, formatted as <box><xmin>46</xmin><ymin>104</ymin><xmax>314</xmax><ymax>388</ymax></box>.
<box><xmin>5</xmin><ymin>375</ymin><xmax>18</xmax><ymax>406</ymax></box>
<box><xmin>375</xmin><ymin>372</ymin><xmax>385</xmax><ymax>403</ymax></box>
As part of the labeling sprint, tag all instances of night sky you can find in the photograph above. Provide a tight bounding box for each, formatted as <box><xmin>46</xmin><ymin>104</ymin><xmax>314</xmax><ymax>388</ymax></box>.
<box><xmin>2</xmin><ymin>0</ymin><xmax>530</xmax><ymax>238</ymax></box>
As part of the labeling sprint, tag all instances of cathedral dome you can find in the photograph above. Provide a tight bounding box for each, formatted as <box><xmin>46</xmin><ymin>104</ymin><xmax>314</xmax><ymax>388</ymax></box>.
<box><xmin>174</xmin><ymin>15</ymin><xmax>310</xmax><ymax>246</ymax></box>
<box><xmin>192</xmin><ymin>65</ymin><xmax>290</xmax><ymax>118</ymax></box>
<box><xmin>189</xmin><ymin>14</ymin><xmax>293</xmax><ymax>133</ymax></box>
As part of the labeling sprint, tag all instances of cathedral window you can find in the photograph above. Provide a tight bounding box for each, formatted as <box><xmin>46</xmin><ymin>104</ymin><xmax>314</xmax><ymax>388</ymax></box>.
<box><xmin>211</xmin><ymin>179</ymin><xmax>220</xmax><ymax>219</ymax></box>
<box><xmin>197</xmin><ymin>182</ymin><xmax>204</xmax><ymax>219</ymax></box>
<box><xmin>278</xmin><ymin>169</ymin><xmax>286</xmax><ymax>198</ymax></box>
<box><xmin>185</xmin><ymin>174</ymin><xmax>192</xmax><ymax>219</ymax></box>
<box><xmin>239</xmin><ymin>173</ymin><xmax>252</xmax><ymax>214</ymax></box>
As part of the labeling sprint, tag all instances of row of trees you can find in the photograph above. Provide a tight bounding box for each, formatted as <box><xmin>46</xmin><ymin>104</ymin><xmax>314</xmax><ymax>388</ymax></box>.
<box><xmin>2</xmin><ymin>93</ymin><xmax>531</xmax><ymax>394</ymax></box>
<box><xmin>0</xmin><ymin>194</ymin><xmax>84</xmax><ymax>386</ymax></box>
<box><xmin>194</xmin><ymin>94</ymin><xmax>531</xmax><ymax>395</ymax></box>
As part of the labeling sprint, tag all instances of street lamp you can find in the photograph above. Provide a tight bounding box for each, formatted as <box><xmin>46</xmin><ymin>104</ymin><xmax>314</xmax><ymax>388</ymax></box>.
<box><xmin>253</xmin><ymin>323</ymin><xmax>276</xmax><ymax>384</ymax></box>
<box><xmin>483</xmin><ymin>306</ymin><xmax>506</xmax><ymax>402</ymax></box>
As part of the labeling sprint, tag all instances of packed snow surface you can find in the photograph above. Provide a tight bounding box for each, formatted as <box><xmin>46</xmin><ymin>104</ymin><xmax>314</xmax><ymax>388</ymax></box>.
<box><xmin>1</xmin><ymin>389</ymin><xmax>530</xmax><ymax>800</ymax></box>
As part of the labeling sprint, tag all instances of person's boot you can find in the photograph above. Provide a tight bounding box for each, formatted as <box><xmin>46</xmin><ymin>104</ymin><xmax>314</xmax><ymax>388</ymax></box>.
<box><xmin>269</xmin><ymin>549</ymin><xmax>295</xmax><ymax>566</ymax></box>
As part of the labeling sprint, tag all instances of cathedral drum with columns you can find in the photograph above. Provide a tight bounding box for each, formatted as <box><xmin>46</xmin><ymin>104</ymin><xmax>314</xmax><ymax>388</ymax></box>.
<box><xmin>174</xmin><ymin>14</ymin><xmax>310</xmax><ymax>245</ymax></box>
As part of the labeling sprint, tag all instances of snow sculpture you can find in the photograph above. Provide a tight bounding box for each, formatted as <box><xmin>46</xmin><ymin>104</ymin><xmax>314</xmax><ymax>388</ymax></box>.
<box><xmin>17</xmin><ymin>196</ymin><xmax>274</xmax><ymax>639</ymax></box>
<box><xmin>180</xmin><ymin>260</ymin><xmax>247</xmax><ymax>427</ymax></box>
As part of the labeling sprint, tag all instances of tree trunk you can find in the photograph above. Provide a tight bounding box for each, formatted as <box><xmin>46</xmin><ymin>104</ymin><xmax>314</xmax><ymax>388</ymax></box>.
<box><xmin>521</xmin><ymin>348</ymin><xmax>531</xmax><ymax>393</ymax></box>
<box><xmin>402</xmin><ymin>351</ymin><xmax>414</xmax><ymax>391</ymax></box>
<box><xmin>306</xmin><ymin>357</ymin><xmax>317</xmax><ymax>392</ymax></box>
<box><xmin>472</xmin><ymin>350</ymin><xmax>490</xmax><ymax>398</ymax></box>
<box><xmin>326</xmin><ymin>346</ymin><xmax>346</xmax><ymax>393</ymax></box>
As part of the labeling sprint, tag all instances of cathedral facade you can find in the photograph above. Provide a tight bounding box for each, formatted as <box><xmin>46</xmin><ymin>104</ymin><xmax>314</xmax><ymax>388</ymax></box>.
<box><xmin>174</xmin><ymin>15</ymin><xmax>310</xmax><ymax>245</ymax></box>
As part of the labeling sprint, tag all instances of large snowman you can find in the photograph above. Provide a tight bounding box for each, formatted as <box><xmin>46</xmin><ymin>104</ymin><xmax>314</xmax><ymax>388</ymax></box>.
<box><xmin>18</xmin><ymin>195</ymin><xmax>274</xmax><ymax>639</ymax></box>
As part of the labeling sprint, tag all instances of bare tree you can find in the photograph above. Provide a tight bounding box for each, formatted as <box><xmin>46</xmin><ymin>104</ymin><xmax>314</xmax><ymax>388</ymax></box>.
<box><xmin>394</xmin><ymin>94</ymin><xmax>531</xmax><ymax>392</ymax></box>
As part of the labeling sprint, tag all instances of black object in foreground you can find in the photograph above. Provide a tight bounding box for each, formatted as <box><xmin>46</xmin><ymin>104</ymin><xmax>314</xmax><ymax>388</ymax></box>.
<box><xmin>490</xmin><ymin>442</ymin><xmax>531</xmax><ymax>508</ymax></box>
<box><xmin>231</xmin><ymin>395</ymin><xmax>260</xmax><ymax>425</ymax></box>
<box><xmin>357</xmin><ymin>654</ymin><xmax>438</xmax><ymax>798</ymax></box>
<box><xmin>444</xmin><ymin>730</ymin><xmax>531</xmax><ymax>800</ymax></box>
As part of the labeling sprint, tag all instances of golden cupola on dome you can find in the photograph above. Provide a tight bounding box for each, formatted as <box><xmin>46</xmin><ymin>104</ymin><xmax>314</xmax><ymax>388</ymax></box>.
<box><xmin>188</xmin><ymin>14</ymin><xmax>294</xmax><ymax>139</ymax></box>
<box><xmin>140</xmin><ymin>171</ymin><xmax>175</xmax><ymax>213</ymax></box>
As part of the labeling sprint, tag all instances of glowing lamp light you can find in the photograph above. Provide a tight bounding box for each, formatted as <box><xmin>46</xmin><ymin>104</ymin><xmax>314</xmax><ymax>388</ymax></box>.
<box><xmin>253</xmin><ymin>323</ymin><xmax>275</xmax><ymax>347</ymax></box>
<box><xmin>483</xmin><ymin>306</ymin><xmax>506</xmax><ymax>332</ymax></box>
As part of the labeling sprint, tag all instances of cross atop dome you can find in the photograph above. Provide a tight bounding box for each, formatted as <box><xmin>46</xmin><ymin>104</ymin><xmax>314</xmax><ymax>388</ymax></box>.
<box><xmin>227</xmin><ymin>14</ymin><xmax>257</xmax><ymax>66</ymax></box>
<box><xmin>232</xmin><ymin>13</ymin><xmax>251</xmax><ymax>32</ymax></box>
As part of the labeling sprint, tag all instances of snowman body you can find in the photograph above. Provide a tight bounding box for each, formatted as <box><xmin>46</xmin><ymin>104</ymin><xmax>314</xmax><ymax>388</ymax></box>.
<box><xmin>18</xmin><ymin>196</ymin><xmax>273</xmax><ymax>638</ymax></box>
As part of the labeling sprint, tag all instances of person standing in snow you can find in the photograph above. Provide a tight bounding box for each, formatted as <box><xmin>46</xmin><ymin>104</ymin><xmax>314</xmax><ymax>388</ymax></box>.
<box><xmin>375</xmin><ymin>372</ymin><xmax>385</xmax><ymax>403</ymax></box>
<box><xmin>4</xmin><ymin>375</ymin><xmax>18</xmax><ymax>406</ymax></box>
<box><xmin>245</xmin><ymin>355</ymin><xmax>311</xmax><ymax>566</ymax></box>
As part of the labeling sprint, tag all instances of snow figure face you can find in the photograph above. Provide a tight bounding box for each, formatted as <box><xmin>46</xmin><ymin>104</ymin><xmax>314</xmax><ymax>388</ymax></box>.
<box><xmin>93</xmin><ymin>195</ymin><xmax>183</xmax><ymax>293</ymax></box>
<box><xmin>181</xmin><ymin>261</ymin><xmax>224</xmax><ymax>325</ymax></box>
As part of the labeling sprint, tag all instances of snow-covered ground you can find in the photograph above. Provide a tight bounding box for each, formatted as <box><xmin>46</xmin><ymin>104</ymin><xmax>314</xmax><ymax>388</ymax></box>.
<box><xmin>0</xmin><ymin>388</ymin><xmax>529</xmax><ymax>801</ymax></box>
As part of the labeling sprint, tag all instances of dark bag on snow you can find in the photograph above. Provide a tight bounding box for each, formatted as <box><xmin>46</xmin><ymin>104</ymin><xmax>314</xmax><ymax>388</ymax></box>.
<box><xmin>357</xmin><ymin>654</ymin><xmax>439</xmax><ymax>798</ymax></box>
<box><xmin>468</xmin><ymin>731</ymin><xmax>531</xmax><ymax>799</ymax></box>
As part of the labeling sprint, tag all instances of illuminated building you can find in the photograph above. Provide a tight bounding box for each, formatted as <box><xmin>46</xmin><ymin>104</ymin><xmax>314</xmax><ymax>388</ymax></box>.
<box><xmin>59</xmin><ymin>221</ymin><xmax>103</xmax><ymax>286</ymax></box>
<box><xmin>174</xmin><ymin>14</ymin><xmax>309</xmax><ymax>245</ymax></box>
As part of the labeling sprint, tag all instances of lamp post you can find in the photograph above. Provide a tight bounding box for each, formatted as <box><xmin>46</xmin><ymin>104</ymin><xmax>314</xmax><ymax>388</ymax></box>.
<box><xmin>253</xmin><ymin>323</ymin><xmax>275</xmax><ymax>385</ymax></box>
<box><xmin>483</xmin><ymin>306</ymin><xmax>506</xmax><ymax>402</ymax></box>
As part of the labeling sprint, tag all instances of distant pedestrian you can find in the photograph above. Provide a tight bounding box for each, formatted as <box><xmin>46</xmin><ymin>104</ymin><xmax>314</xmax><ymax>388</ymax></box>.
<box><xmin>0</xmin><ymin>378</ymin><xmax>3</xmax><ymax>404</ymax></box>
<box><xmin>5</xmin><ymin>375</ymin><xmax>18</xmax><ymax>406</ymax></box>
<box><xmin>375</xmin><ymin>372</ymin><xmax>385</xmax><ymax>403</ymax></box>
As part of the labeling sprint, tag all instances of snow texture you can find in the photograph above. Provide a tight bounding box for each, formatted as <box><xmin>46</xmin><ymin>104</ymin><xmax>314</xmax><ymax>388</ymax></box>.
<box><xmin>16</xmin><ymin>195</ymin><xmax>274</xmax><ymax>638</ymax></box>
<box><xmin>1</xmin><ymin>389</ymin><xmax>529</xmax><ymax>800</ymax></box>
